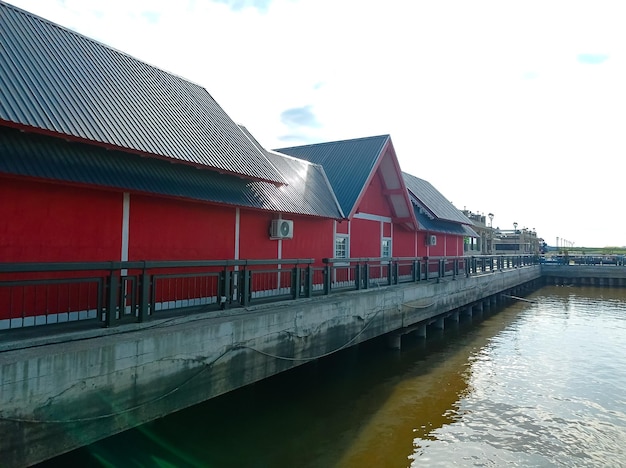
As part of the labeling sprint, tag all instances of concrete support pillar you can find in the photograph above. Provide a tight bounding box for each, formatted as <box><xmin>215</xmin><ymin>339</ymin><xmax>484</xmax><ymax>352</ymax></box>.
<box><xmin>434</xmin><ymin>316</ymin><xmax>445</xmax><ymax>330</ymax></box>
<box><xmin>416</xmin><ymin>324</ymin><xmax>427</xmax><ymax>338</ymax></box>
<box><xmin>387</xmin><ymin>333</ymin><xmax>402</xmax><ymax>350</ymax></box>
<box><xmin>462</xmin><ymin>306</ymin><xmax>472</xmax><ymax>318</ymax></box>
<box><xmin>450</xmin><ymin>310</ymin><xmax>459</xmax><ymax>322</ymax></box>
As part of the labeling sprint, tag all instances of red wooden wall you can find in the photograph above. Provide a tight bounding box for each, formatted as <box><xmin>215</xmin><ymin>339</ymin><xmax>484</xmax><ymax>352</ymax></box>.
<box><xmin>281</xmin><ymin>216</ymin><xmax>334</xmax><ymax>264</ymax></box>
<box><xmin>393</xmin><ymin>228</ymin><xmax>417</xmax><ymax>257</ymax></box>
<box><xmin>357</xmin><ymin>173</ymin><xmax>392</xmax><ymax>217</ymax></box>
<box><xmin>350</xmin><ymin>218</ymin><xmax>381</xmax><ymax>258</ymax></box>
<box><xmin>129</xmin><ymin>195</ymin><xmax>236</xmax><ymax>261</ymax></box>
<box><xmin>0</xmin><ymin>177</ymin><xmax>122</xmax><ymax>263</ymax></box>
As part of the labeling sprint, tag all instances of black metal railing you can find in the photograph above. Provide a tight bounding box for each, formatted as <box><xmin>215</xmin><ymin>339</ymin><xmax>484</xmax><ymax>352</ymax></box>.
<box><xmin>541</xmin><ymin>255</ymin><xmax>626</xmax><ymax>266</ymax></box>
<box><xmin>0</xmin><ymin>255</ymin><xmax>538</xmax><ymax>332</ymax></box>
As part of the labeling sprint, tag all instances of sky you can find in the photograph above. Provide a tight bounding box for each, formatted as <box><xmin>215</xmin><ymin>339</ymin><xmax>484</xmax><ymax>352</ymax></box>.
<box><xmin>5</xmin><ymin>0</ymin><xmax>626</xmax><ymax>247</ymax></box>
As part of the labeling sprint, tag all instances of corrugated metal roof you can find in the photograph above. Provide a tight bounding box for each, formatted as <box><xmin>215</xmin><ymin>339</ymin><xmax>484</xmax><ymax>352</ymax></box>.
<box><xmin>240</xmin><ymin>126</ymin><xmax>345</xmax><ymax>218</ymax></box>
<box><xmin>0</xmin><ymin>126</ymin><xmax>342</xmax><ymax>218</ymax></box>
<box><xmin>403</xmin><ymin>172</ymin><xmax>470</xmax><ymax>224</ymax></box>
<box><xmin>275</xmin><ymin>135</ymin><xmax>390</xmax><ymax>216</ymax></box>
<box><xmin>414</xmin><ymin>209</ymin><xmax>478</xmax><ymax>237</ymax></box>
<box><xmin>0</xmin><ymin>1</ymin><xmax>284</xmax><ymax>185</ymax></box>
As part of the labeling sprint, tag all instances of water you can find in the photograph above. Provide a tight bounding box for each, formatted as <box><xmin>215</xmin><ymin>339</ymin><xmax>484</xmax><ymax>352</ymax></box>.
<box><xmin>40</xmin><ymin>286</ymin><xmax>626</xmax><ymax>467</ymax></box>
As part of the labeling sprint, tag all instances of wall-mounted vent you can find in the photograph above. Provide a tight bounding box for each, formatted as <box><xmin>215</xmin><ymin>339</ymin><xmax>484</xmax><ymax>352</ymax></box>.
<box><xmin>270</xmin><ymin>219</ymin><xmax>293</xmax><ymax>239</ymax></box>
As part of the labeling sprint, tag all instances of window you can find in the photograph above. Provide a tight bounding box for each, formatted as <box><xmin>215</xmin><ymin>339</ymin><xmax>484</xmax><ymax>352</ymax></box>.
<box><xmin>335</xmin><ymin>235</ymin><xmax>349</xmax><ymax>259</ymax></box>
<box><xmin>381</xmin><ymin>238</ymin><xmax>392</xmax><ymax>258</ymax></box>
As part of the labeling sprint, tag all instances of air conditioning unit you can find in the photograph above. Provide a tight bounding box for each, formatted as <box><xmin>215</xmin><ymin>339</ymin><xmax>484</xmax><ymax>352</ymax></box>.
<box><xmin>270</xmin><ymin>219</ymin><xmax>293</xmax><ymax>239</ymax></box>
<box><xmin>426</xmin><ymin>234</ymin><xmax>437</xmax><ymax>246</ymax></box>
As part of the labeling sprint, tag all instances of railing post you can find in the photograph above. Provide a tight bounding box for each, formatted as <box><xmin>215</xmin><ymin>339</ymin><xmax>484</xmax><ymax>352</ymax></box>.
<box><xmin>324</xmin><ymin>264</ymin><xmax>332</xmax><ymax>295</ymax></box>
<box><xmin>291</xmin><ymin>266</ymin><xmax>301</xmax><ymax>299</ymax></box>
<box><xmin>219</xmin><ymin>268</ymin><xmax>231</xmax><ymax>309</ymax></box>
<box><xmin>138</xmin><ymin>265</ymin><xmax>150</xmax><ymax>322</ymax></box>
<box><xmin>363</xmin><ymin>263</ymin><xmax>370</xmax><ymax>289</ymax></box>
<box><xmin>387</xmin><ymin>261</ymin><xmax>393</xmax><ymax>286</ymax></box>
<box><xmin>105</xmin><ymin>269</ymin><xmax>118</xmax><ymax>327</ymax></box>
<box><xmin>453</xmin><ymin>258</ymin><xmax>458</xmax><ymax>279</ymax></box>
<box><xmin>393</xmin><ymin>261</ymin><xmax>399</xmax><ymax>285</ymax></box>
<box><xmin>304</xmin><ymin>265</ymin><xmax>313</xmax><ymax>298</ymax></box>
<box><xmin>241</xmin><ymin>269</ymin><xmax>251</xmax><ymax>306</ymax></box>
<box><xmin>355</xmin><ymin>263</ymin><xmax>362</xmax><ymax>290</ymax></box>
<box><xmin>423</xmin><ymin>257</ymin><xmax>429</xmax><ymax>280</ymax></box>
<box><xmin>412</xmin><ymin>260</ymin><xmax>418</xmax><ymax>282</ymax></box>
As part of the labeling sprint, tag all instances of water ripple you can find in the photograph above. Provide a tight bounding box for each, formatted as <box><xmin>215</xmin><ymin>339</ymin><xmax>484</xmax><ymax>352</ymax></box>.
<box><xmin>412</xmin><ymin>286</ymin><xmax>626</xmax><ymax>467</ymax></box>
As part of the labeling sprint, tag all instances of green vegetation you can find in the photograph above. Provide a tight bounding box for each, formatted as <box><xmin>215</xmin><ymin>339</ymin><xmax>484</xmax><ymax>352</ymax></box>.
<box><xmin>559</xmin><ymin>247</ymin><xmax>626</xmax><ymax>256</ymax></box>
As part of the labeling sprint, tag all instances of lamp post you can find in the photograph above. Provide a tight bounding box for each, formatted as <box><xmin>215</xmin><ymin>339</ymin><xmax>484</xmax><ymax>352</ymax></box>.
<box><xmin>513</xmin><ymin>222</ymin><xmax>518</xmax><ymax>254</ymax></box>
<box><xmin>487</xmin><ymin>213</ymin><xmax>494</xmax><ymax>254</ymax></box>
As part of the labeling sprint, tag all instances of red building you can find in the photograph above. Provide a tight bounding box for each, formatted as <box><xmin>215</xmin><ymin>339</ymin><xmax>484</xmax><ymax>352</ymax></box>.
<box><xmin>0</xmin><ymin>2</ymin><xmax>476</xmax><ymax>329</ymax></box>
<box><xmin>277</xmin><ymin>138</ymin><xmax>477</xmax><ymax>261</ymax></box>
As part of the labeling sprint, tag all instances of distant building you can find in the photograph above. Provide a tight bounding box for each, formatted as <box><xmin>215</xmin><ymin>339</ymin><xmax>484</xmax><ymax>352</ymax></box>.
<box><xmin>494</xmin><ymin>228</ymin><xmax>543</xmax><ymax>255</ymax></box>
<box><xmin>463</xmin><ymin>211</ymin><xmax>545</xmax><ymax>255</ymax></box>
<box><xmin>462</xmin><ymin>210</ymin><xmax>494</xmax><ymax>254</ymax></box>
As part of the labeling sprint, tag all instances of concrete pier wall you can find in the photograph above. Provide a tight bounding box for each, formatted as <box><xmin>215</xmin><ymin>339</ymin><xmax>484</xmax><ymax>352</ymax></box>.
<box><xmin>542</xmin><ymin>265</ymin><xmax>626</xmax><ymax>287</ymax></box>
<box><xmin>0</xmin><ymin>266</ymin><xmax>540</xmax><ymax>466</ymax></box>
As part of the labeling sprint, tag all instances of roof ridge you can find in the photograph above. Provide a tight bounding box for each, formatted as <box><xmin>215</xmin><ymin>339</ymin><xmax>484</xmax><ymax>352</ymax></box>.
<box><xmin>275</xmin><ymin>134</ymin><xmax>390</xmax><ymax>151</ymax></box>
<box><xmin>0</xmin><ymin>0</ymin><xmax>209</xmax><ymax>92</ymax></box>
<box><xmin>237</xmin><ymin>125</ymin><xmax>326</xmax><ymax>170</ymax></box>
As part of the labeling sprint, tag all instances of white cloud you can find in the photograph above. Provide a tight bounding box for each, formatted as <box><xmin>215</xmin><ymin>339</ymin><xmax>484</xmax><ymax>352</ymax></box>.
<box><xmin>5</xmin><ymin>0</ymin><xmax>626</xmax><ymax>246</ymax></box>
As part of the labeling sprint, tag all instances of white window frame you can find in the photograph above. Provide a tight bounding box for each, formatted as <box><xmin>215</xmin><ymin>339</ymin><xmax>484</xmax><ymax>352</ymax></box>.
<box><xmin>381</xmin><ymin>237</ymin><xmax>392</xmax><ymax>258</ymax></box>
<box><xmin>335</xmin><ymin>234</ymin><xmax>349</xmax><ymax>260</ymax></box>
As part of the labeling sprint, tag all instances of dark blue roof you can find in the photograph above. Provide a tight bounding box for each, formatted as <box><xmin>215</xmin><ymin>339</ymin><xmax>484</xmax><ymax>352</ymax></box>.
<box><xmin>0</xmin><ymin>1</ymin><xmax>284</xmax><ymax>184</ymax></box>
<box><xmin>402</xmin><ymin>172</ymin><xmax>470</xmax><ymax>224</ymax></box>
<box><xmin>0</xmin><ymin>126</ymin><xmax>343</xmax><ymax>218</ymax></box>
<box><xmin>275</xmin><ymin>135</ymin><xmax>390</xmax><ymax>216</ymax></box>
<box><xmin>414</xmin><ymin>209</ymin><xmax>478</xmax><ymax>236</ymax></box>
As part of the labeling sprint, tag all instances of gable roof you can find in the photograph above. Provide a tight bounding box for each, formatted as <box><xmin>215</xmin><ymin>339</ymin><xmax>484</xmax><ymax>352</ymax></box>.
<box><xmin>275</xmin><ymin>135</ymin><xmax>416</xmax><ymax>228</ymax></box>
<box><xmin>0</xmin><ymin>1</ymin><xmax>284</xmax><ymax>185</ymax></box>
<box><xmin>0</xmin><ymin>126</ymin><xmax>341</xmax><ymax>218</ymax></box>
<box><xmin>276</xmin><ymin>135</ymin><xmax>388</xmax><ymax>216</ymax></box>
<box><xmin>402</xmin><ymin>172</ymin><xmax>471</xmax><ymax>225</ymax></box>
